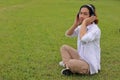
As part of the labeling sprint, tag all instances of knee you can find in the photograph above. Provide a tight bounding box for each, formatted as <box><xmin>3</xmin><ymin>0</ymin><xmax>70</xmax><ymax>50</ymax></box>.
<box><xmin>60</xmin><ymin>44</ymin><xmax>69</xmax><ymax>51</ymax></box>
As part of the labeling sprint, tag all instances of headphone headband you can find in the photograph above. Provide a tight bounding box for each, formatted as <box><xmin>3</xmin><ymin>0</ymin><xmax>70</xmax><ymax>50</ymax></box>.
<box><xmin>86</xmin><ymin>4</ymin><xmax>94</xmax><ymax>13</ymax></box>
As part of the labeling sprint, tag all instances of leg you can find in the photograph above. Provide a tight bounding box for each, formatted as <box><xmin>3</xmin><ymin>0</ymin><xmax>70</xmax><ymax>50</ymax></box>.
<box><xmin>67</xmin><ymin>59</ymin><xmax>90</xmax><ymax>74</ymax></box>
<box><xmin>60</xmin><ymin>44</ymin><xmax>80</xmax><ymax>66</ymax></box>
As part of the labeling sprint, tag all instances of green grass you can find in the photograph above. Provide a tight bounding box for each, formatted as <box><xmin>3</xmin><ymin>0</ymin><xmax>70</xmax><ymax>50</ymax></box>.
<box><xmin>0</xmin><ymin>0</ymin><xmax>120</xmax><ymax>80</ymax></box>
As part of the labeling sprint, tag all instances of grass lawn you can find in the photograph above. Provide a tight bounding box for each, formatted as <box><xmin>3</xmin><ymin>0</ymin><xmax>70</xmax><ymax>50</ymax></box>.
<box><xmin>0</xmin><ymin>0</ymin><xmax>120</xmax><ymax>80</ymax></box>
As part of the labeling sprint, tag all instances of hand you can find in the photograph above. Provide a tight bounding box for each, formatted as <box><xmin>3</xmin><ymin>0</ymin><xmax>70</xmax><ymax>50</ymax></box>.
<box><xmin>83</xmin><ymin>16</ymin><xmax>96</xmax><ymax>26</ymax></box>
<box><xmin>73</xmin><ymin>13</ymin><xmax>83</xmax><ymax>26</ymax></box>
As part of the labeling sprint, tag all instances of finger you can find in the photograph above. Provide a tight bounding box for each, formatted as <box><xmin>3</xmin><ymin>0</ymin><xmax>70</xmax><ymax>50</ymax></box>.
<box><xmin>89</xmin><ymin>16</ymin><xmax>96</xmax><ymax>22</ymax></box>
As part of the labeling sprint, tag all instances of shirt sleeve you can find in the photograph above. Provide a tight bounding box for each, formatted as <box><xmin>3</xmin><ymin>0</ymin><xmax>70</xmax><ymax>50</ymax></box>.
<box><xmin>80</xmin><ymin>27</ymin><xmax>100</xmax><ymax>43</ymax></box>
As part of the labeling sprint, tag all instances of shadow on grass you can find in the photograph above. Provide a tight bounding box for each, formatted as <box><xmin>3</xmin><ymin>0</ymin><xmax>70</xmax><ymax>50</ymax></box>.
<box><xmin>62</xmin><ymin>71</ymin><xmax>101</xmax><ymax>79</ymax></box>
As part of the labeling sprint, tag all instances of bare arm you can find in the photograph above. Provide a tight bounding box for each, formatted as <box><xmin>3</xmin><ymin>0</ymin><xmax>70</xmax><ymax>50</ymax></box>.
<box><xmin>66</xmin><ymin>14</ymin><xmax>83</xmax><ymax>36</ymax></box>
<box><xmin>80</xmin><ymin>16</ymin><xmax>96</xmax><ymax>39</ymax></box>
<box><xmin>66</xmin><ymin>24</ymin><xmax>78</xmax><ymax>36</ymax></box>
<box><xmin>80</xmin><ymin>21</ymin><xmax>87</xmax><ymax>39</ymax></box>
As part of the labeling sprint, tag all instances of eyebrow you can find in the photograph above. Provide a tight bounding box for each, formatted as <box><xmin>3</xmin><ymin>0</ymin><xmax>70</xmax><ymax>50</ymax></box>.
<box><xmin>80</xmin><ymin>12</ymin><xmax>89</xmax><ymax>14</ymax></box>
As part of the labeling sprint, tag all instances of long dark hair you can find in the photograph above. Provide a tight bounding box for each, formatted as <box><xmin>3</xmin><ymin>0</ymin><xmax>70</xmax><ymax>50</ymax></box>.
<box><xmin>79</xmin><ymin>4</ymin><xmax>98</xmax><ymax>24</ymax></box>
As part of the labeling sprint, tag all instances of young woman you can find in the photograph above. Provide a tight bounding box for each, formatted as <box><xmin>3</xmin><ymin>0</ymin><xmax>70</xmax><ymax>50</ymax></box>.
<box><xmin>59</xmin><ymin>4</ymin><xmax>101</xmax><ymax>76</ymax></box>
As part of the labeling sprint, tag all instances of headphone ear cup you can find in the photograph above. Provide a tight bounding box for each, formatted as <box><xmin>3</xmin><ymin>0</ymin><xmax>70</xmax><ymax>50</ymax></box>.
<box><xmin>77</xmin><ymin>13</ymin><xmax>79</xmax><ymax>18</ymax></box>
<box><xmin>91</xmin><ymin>13</ymin><xmax>95</xmax><ymax>16</ymax></box>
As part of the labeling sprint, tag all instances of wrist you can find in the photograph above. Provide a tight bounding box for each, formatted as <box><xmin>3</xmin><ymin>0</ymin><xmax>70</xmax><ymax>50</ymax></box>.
<box><xmin>73</xmin><ymin>23</ymin><xmax>78</xmax><ymax>28</ymax></box>
<box><xmin>82</xmin><ymin>21</ymin><xmax>87</xmax><ymax>26</ymax></box>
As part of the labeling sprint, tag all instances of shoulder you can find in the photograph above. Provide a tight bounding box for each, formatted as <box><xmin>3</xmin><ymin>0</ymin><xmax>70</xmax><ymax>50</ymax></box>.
<box><xmin>88</xmin><ymin>23</ymin><xmax>100</xmax><ymax>31</ymax></box>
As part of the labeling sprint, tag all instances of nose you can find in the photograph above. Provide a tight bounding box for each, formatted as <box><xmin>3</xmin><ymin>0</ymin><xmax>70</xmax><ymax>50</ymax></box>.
<box><xmin>79</xmin><ymin>14</ymin><xmax>84</xmax><ymax>20</ymax></box>
<box><xmin>79</xmin><ymin>14</ymin><xmax>84</xmax><ymax>18</ymax></box>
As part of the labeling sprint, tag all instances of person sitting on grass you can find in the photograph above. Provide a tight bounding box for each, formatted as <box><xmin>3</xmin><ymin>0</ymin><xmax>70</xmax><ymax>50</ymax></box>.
<box><xmin>59</xmin><ymin>4</ymin><xmax>101</xmax><ymax>76</ymax></box>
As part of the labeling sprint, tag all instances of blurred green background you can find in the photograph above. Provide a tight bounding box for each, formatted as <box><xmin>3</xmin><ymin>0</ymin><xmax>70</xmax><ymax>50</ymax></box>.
<box><xmin>0</xmin><ymin>0</ymin><xmax>120</xmax><ymax>80</ymax></box>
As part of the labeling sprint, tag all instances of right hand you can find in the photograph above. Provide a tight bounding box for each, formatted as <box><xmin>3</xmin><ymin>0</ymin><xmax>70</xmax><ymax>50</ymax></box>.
<box><xmin>73</xmin><ymin>13</ymin><xmax>83</xmax><ymax>26</ymax></box>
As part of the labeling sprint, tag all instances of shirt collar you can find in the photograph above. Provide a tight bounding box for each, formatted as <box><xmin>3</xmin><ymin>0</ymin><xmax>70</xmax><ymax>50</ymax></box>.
<box><xmin>87</xmin><ymin>23</ymin><xmax>95</xmax><ymax>30</ymax></box>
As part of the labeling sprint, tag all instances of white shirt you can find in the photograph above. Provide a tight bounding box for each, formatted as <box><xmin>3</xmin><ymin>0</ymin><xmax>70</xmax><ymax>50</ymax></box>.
<box><xmin>66</xmin><ymin>23</ymin><xmax>101</xmax><ymax>74</ymax></box>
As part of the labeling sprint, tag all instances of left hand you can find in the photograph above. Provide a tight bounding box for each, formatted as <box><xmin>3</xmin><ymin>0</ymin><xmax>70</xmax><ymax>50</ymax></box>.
<box><xmin>83</xmin><ymin>16</ymin><xmax>96</xmax><ymax>26</ymax></box>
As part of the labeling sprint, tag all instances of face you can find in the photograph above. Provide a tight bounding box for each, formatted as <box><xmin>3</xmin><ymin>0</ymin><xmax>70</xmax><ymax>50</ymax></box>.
<box><xmin>79</xmin><ymin>7</ymin><xmax>90</xmax><ymax>22</ymax></box>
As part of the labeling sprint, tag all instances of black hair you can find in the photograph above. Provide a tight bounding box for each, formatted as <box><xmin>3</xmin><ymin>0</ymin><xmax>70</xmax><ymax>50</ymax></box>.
<box><xmin>78</xmin><ymin>4</ymin><xmax>98</xmax><ymax>24</ymax></box>
<box><xmin>79</xmin><ymin>4</ymin><xmax>95</xmax><ymax>16</ymax></box>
